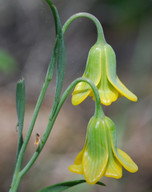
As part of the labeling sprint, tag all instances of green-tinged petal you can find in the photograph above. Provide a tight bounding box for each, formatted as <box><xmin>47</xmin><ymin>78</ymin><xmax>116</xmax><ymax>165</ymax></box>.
<box><xmin>104</xmin><ymin>117</ymin><xmax>122</xmax><ymax>178</ymax></box>
<box><xmin>105</xmin><ymin>117</ymin><xmax>138</xmax><ymax>173</ymax></box>
<box><xmin>104</xmin><ymin>153</ymin><xmax>122</xmax><ymax>179</ymax></box>
<box><xmin>89</xmin><ymin>78</ymin><xmax>119</xmax><ymax>106</ymax></box>
<box><xmin>104</xmin><ymin>44</ymin><xmax>137</xmax><ymax>102</ymax></box>
<box><xmin>104</xmin><ymin>117</ymin><xmax>117</xmax><ymax>150</ymax></box>
<box><xmin>117</xmin><ymin>149</ymin><xmax>138</xmax><ymax>173</ymax></box>
<box><xmin>115</xmin><ymin>76</ymin><xmax>137</xmax><ymax>101</ymax></box>
<box><xmin>74</xmin><ymin>150</ymin><xmax>84</xmax><ymax>164</ymax></box>
<box><xmin>72</xmin><ymin>44</ymin><xmax>102</xmax><ymax>105</ymax></box>
<box><xmin>69</xmin><ymin>144</ymin><xmax>86</xmax><ymax>174</ymax></box>
<box><xmin>97</xmin><ymin>77</ymin><xmax>119</xmax><ymax>106</ymax></box>
<box><xmin>69</xmin><ymin>164</ymin><xmax>83</xmax><ymax>174</ymax></box>
<box><xmin>74</xmin><ymin>141</ymin><xmax>87</xmax><ymax>164</ymax></box>
<box><xmin>72</xmin><ymin>84</ymin><xmax>91</xmax><ymax>105</ymax></box>
<box><xmin>82</xmin><ymin>117</ymin><xmax>108</xmax><ymax>185</ymax></box>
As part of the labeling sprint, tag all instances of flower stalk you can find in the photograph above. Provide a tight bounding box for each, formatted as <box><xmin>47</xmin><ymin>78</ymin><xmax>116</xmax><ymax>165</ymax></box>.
<box><xmin>63</xmin><ymin>12</ymin><xmax>106</xmax><ymax>44</ymax></box>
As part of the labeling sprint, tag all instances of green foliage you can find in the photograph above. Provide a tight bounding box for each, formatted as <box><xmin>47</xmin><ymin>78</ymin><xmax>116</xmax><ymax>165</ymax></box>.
<box><xmin>16</xmin><ymin>79</ymin><xmax>25</xmax><ymax>157</ymax></box>
<box><xmin>38</xmin><ymin>180</ymin><xmax>105</xmax><ymax>192</ymax></box>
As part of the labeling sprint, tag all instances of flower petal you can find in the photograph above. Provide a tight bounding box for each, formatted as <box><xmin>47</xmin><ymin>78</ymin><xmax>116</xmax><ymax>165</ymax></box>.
<box><xmin>104</xmin><ymin>117</ymin><xmax>122</xmax><ymax>178</ymax></box>
<box><xmin>117</xmin><ymin>149</ymin><xmax>138</xmax><ymax>173</ymax></box>
<box><xmin>74</xmin><ymin>140</ymin><xmax>87</xmax><ymax>164</ymax></box>
<box><xmin>104</xmin><ymin>44</ymin><xmax>137</xmax><ymax>102</ymax></box>
<box><xmin>69</xmin><ymin>164</ymin><xmax>83</xmax><ymax>174</ymax></box>
<box><xmin>97</xmin><ymin>77</ymin><xmax>119</xmax><ymax>106</ymax></box>
<box><xmin>89</xmin><ymin>80</ymin><xmax>119</xmax><ymax>105</ymax></box>
<box><xmin>82</xmin><ymin>117</ymin><xmax>108</xmax><ymax>184</ymax></box>
<box><xmin>69</xmin><ymin>142</ymin><xmax>86</xmax><ymax>174</ymax></box>
<box><xmin>105</xmin><ymin>117</ymin><xmax>138</xmax><ymax>173</ymax></box>
<box><xmin>74</xmin><ymin>149</ymin><xmax>84</xmax><ymax>164</ymax></box>
<box><xmin>72</xmin><ymin>44</ymin><xmax>102</xmax><ymax>105</ymax></box>
<box><xmin>72</xmin><ymin>83</ymin><xmax>91</xmax><ymax>105</ymax></box>
<box><xmin>104</xmin><ymin>152</ymin><xmax>122</xmax><ymax>179</ymax></box>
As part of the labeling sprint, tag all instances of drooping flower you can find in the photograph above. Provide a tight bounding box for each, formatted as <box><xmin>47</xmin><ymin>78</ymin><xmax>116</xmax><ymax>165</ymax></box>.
<box><xmin>72</xmin><ymin>43</ymin><xmax>137</xmax><ymax>105</ymax></box>
<box><xmin>69</xmin><ymin>116</ymin><xmax>138</xmax><ymax>185</ymax></box>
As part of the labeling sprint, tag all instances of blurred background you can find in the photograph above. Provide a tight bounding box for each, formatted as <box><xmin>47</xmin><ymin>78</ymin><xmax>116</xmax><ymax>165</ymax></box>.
<box><xmin>0</xmin><ymin>0</ymin><xmax>152</xmax><ymax>191</ymax></box>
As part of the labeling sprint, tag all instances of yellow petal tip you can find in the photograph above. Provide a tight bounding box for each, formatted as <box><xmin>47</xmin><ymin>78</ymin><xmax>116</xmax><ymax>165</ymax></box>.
<box><xmin>126</xmin><ymin>163</ymin><xmax>138</xmax><ymax>173</ymax></box>
<box><xmin>117</xmin><ymin>149</ymin><xmax>138</xmax><ymax>173</ymax></box>
<box><xmin>68</xmin><ymin>164</ymin><xmax>83</xmax><ymax>174</ymax></box>
<box><xmin>71</xmin><ymin>90</ymin><xmax>91</xmax><ymax>105</ymax></box>
<box><xmin>71</xmin><ymin>94</ymin><xmax>83</xmax><ymax>105</ymax></box>
<box><xmin>132</xmin><ymin>95</ymin><xmax>138</xmax><ymax>102</ymax></box>
<box><xmin>104</xmin><ymin>173</ymin><xmax>122</xmax><ymax>179</ymax></box>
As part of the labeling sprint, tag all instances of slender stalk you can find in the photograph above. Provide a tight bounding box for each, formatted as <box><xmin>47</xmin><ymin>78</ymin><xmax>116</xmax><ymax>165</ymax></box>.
<box><xmin>9</xmin><ymin>34</ymin><xmax>57</xmax><ymax>192</ymax></box>
<box><xmin>55</xmin><ymin>77</ymin><xmax>105</xmax><ymax>119</ymax></box>
<box><xmin>9</xmin><ymin>1</ymin><xmax>63</xmax><ymax>191</ymax></box>
<box><xmin>9</xmin><ymin>172</ymin><xmax>21</xmax><ymax>192</ymax></box>
<box><xmin>62</xmin><ymin>12</ymin><xmax>106</xmax><ymax>44</ymax></box>
<box><xmin>9</xmin><ymin>77</ymin><xmax>51</xmax><ymax>192</ymax></box>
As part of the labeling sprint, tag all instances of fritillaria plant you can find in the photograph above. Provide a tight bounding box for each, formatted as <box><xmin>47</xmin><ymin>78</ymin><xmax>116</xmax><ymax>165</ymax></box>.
<box><xmin>9</xmin><ymin>0</ymin><xmax>138</xmax><ymax>192</ymax></box>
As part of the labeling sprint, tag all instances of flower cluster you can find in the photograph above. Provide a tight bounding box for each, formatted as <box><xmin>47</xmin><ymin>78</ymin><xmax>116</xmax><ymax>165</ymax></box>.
<box><xmin>69</xmin><ymin>14</ymin><xmax>138</xmax><ymax>185</ymax></box>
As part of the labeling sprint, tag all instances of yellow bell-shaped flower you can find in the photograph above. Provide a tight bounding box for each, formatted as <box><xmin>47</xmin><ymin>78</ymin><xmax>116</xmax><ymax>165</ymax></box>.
<box><xmin>72</xmin><ymin>43</ymin><xmax>137</xmax><ymax>105</ymax></box>
<box><xmin>69</xmin><ymin>116</ymin><xmax>138</xmax><ymax>185</ymax></box>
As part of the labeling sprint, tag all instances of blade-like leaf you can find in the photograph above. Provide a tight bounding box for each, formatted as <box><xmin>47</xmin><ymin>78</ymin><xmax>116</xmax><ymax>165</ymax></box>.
<box><xmin>38</xmin><ymin>180</ymin><xmax>105</xmax><ymax>192</ymax></box>
<box><xmin>16</xmin><ymin>78</ymin><xmax>25</xmax><ymax>156</ymax></box>
<box><xmin>45</xmin><ymin>0</ymin><xmax>66</xmax><ymax>117</ymax></box>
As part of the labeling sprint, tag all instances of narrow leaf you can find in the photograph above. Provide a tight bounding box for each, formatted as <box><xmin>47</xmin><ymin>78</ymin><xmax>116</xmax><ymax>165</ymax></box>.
<box><xmin>16</xmin><ymin>78</ymin><xmax>25</xmax><ymax>156</ymax></box>
<box><xmin>45</xmin><ymin>0</ymin><xmax>66</xmax><ymax>117</ymax></box>
<box><xmin>38</xmin><ymin>180</ymin><xmax>105</xmax><ymax>192</ymax></box>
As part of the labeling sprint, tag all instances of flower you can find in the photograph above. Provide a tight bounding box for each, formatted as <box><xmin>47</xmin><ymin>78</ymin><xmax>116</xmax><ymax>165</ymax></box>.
<box><xmin>72</xmin><ymin>43</ymin><xmax>137</xmax><ymax>105</ymax></box>
<box><xmin>69</xmin><ymin>116</ymin><xmax>138</xmax><ymax>185</ymax></box>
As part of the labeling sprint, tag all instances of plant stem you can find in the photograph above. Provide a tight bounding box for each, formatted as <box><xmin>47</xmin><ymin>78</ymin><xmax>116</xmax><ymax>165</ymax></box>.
<box><xmin>9</xmin><ymin>1</ymin><xmax>64</xmax><ymax>191</ymax></box>
<box><xmin>62</xmin><ymin>12</ymin><xmax>106</xmax><ymax>44</ymax></box>
<box><xmin>55</xmin><ymin>77</ymin><xmax>105</xmax><ymax>118</ymax></box>
<box><xmin>9</xmin><ymin>40</ymin><xmax>57</xmax><ymax>192</ymax></box>
<box><xmin>9</xmin><ymin>77</ymin><xmax>51</xmax><ymax>192</ymax></box>
<box><xmin>9</xmin><ymin>172</ymin><xmax>21</xmax><ymax>192</ymax></box>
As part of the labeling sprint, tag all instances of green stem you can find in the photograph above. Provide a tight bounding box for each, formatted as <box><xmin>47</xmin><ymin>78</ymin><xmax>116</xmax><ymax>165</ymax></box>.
<box><xmin>9</xmin><ymin>34</ymin><xmax>57</xmax><ymax>192</ymax></box>
<box><xmin>56</xmin><ymin>77</ymin><xmax>105</xmax><ymax>118</ymax></box>
<box><xmin>10</xmin><ymin>1</ymin><xmax>64</xmax><ymax>191</ymax></box>
<box><xmin>9</xmin><ymin>76</ymin><xmax>52</xmax><ymax>192</ymax></box>
<box><xmin>9</xmin><ymin>172</ymin><xmax>21</xmax><ymax>192</ymax></box>
<box><xmin>20</xmin><ymin>77</ymin><xmax>104</xmax><ymax>178</ymax></box>
<box><xmin>62</xmin><ymin>12</ymin><xmax>106</xmax><ymax>44</ymax></box>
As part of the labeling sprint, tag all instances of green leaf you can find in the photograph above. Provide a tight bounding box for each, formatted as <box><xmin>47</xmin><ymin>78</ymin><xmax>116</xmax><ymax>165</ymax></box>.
<box><xmin>45</xmin><ymin>0</ymin><xmax>66</xmax><ymax>117</ymax></box>
<box><xmin>16</xmin><ymin>78</ymin><xmax>25</xmax><ymax>156</ymax></box>
<box><xmin>38</xmin><ymin>179</ymin><xmax>105</xmax><ymax>192</ymax></box>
